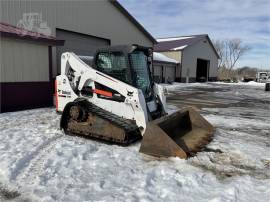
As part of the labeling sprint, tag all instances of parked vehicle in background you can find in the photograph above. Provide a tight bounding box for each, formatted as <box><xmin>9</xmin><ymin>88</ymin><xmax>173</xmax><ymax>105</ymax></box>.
<box><xmin>242</xmin><ymin>76</ymin><xmax>255</xmax><ymax>82</ymax></box>
<box><xmin>256</xmin><ymin>72</ymin><xmax>269</xmax><ymax>83</ymax></box>
<box><xmin>265</xmin><ymin>78</ymin><xmax>270</xmax><ymax>91</ymax></box>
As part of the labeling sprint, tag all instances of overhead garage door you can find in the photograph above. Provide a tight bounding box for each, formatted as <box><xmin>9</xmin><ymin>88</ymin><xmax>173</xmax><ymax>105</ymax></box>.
<box><xmin>56</xmin><ymin>29</ymin><xmax>110</xmax><ymax>74</ymax></box>
<box><xmin>163</xmin><ymin>64</ymin><xmax>176</xmax><ymax>83</ymax></box>
<box><xmin>152</xmin><ymin>64</ymin><xmax>163</xmax><ymax>83</ymax></box>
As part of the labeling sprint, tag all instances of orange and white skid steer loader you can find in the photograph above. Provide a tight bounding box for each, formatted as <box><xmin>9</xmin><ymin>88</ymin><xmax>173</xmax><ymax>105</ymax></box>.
<box><xmin>56</xmin><ymin>45</ymin><xmax>214</xmax><ymax>158</ymax></box>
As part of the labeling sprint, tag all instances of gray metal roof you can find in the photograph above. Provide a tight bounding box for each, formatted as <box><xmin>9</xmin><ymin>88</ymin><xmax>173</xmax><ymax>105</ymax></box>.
<box><xmin>154</xmin><ymin>34</ymin><xmax>220</xmax><ymax>58</ymax></box>
<box><xmin>154</xmin><ymin>34</ymin><xmax>207</xmax><ymax>51</ymax></box>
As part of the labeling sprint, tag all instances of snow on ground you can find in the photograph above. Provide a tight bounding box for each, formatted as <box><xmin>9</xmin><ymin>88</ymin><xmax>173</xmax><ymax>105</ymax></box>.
<box><xmin>0</xmin><ymin>83</ymin><xmax>269</xmax><ymax>201</ymax></box>
<box><xmin>161</xmin><ymin>82</ymin><xmax>211</xmax><ymax>91</ymax></box>
<box><xmin>162</xmin><ymin>81</ymin><xmax>267</xmax><ymax>90</ymax></box>
<box><xmin>214</xmin><ymin>81</ymin><xmax>266</xmax><ymax>87</ymax></box>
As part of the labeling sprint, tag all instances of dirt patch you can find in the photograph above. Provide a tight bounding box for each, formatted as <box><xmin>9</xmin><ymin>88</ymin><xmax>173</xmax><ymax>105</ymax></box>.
<box><xmin>0</xmin><ymin>183</ymin><xmax>32</xmax><ymax>202</ymax></box>
<box><xmin>189</xmin><ymin>152</ymin><xmax>270</xmax><ymax>180</ymax></box>
<box><xmin>262</xmin><ymin>159</ymin><xmax>270</xmax><ymax>167</ymax></box>
<box><xmin>0</xmin><ymin>185</ymin><xmax>21</xmax><ymax>200</ymax></box>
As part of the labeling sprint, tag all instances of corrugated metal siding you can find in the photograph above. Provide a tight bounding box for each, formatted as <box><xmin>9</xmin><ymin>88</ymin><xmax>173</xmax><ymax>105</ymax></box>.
<box><xmin>0</xmin><ymin>38</ymin><xmax>49</xmax><ymax>82</ymax></box>
<box><xmin>0</xmin><ymin>0</ymin><xmax>154</xmax><ymax>77</ymax></box>
<box><xmin>153</xmin><ymin>61</ymin><xmax>177</xmax><ymax>83</ymax></box>
<box><xmin>152</xmin><ymin>64</ymin><xmax>163</xmax><ymax>83</ymax></box>
<box><xmin>157</xmin><ymin>51</ymin><xmax>181</xmax><ymax>78</ymax></box>
<box><xmin>56</xmin><ymin>29</ymin><xmax>110</xmax><ymax>74</ymax></box>
<box><xmin>158</xmin><ymin>51</ymin><xmax>181</xmax><ymax>62</ymax></box>
<box><xmin>182</xmin><ymin>38</ymin><xmax>218</xmax><ymax>79</ymax></box>
<box><xmin>163</xmin><ymin>64</ymin><xmax>175</xmax><ymax>82</ymax></box>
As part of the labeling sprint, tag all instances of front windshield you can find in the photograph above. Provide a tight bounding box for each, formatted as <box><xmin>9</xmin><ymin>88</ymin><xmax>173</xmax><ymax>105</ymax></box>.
<box><xmin>129</xmin><ymin>51</ymin><xmax>152</xmax><ymax>98</ymax></box>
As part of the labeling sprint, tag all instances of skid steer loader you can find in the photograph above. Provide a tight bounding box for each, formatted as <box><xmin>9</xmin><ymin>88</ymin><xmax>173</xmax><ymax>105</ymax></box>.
<box><xmin>56</xmin><ymin>45</ymin><xmax>214</xmax><ymax>158</ymax></box>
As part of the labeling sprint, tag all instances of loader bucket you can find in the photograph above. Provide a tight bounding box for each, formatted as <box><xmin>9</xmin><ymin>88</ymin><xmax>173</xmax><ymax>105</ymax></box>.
<box><xmin>139</xmin><ymin>107</ymin><xmax>215</xmax><ymax>159</ymax></box>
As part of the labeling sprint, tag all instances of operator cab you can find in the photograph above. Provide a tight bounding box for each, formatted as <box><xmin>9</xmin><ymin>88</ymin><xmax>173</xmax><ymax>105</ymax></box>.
<box><xmin>93</xmin><ymin>45</ymin><xmax>153</xmax><ymax>100</ymax></box>
<box><xmin>93</xmin><ymin>45</ymin><xmax>163</xmax><ymax>119</ymax></box>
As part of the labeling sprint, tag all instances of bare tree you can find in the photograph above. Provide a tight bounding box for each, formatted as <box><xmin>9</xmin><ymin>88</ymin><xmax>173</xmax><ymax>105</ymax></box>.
<box><xmin>213</xmin><ymin>39</ymin><xmax>250</xmax><ymax>70</ymax></box>
<box><xmin>213</xmin><ymin>40</ymin><xmax>225</xmax><ymax>70</ymax></box>
<box><xmin>227</xmin><ymin>39</ymin><xmax>250</xmax><ymax>70</ymax></box>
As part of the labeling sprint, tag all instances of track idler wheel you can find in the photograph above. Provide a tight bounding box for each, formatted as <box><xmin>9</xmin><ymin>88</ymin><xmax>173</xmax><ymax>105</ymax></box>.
<box><xmin>69</xmin><ymin>105</ymin><xmax>87</xmax><ymax>122</ymax></box>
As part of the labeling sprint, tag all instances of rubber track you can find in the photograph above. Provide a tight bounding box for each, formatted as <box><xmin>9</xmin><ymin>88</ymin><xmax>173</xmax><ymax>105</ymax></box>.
<box><xmin>64</xmin><ymin>100</ymin><xmax>142</xmax><ymax>145</ymax></box>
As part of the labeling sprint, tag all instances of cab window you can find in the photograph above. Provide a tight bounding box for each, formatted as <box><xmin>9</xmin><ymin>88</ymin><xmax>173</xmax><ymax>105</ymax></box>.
<box><xmin>96</xmin><ymin>52</ymin><xmax>130</xmax><ymax>83</ymax></box>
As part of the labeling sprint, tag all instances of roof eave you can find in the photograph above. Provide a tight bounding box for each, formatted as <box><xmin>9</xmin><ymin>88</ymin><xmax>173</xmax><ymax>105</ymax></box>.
<box><xmin>205</xmin><ymin>35</ymin><xmax>220</xmax><ymax>59</ymax></box>
<box><xmin>153</xmin><ymin>60</ymin><xmax>179</xmax><ymax>64</ymax></box>
<box><xmin>155</xmin><ymin>35</ymin><xmax>220</xmax><ymax>59</ymax></box>
<box><xmin>1</xmin><ymin>31</ymin><xmax>65</xmax><ymax>46</ymax></box>
<box><xmin>110</xmin><ymin>0</ymin><xmax>157</xmax><ymax>44</ymax></box>
<box><xmin>155</xmin><ymin>49</ymin><xmax>183</xmax><ymax>52</ymax></box>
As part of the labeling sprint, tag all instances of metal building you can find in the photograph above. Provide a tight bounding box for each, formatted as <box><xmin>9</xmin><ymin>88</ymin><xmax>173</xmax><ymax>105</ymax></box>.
<box><xmin>152</xmin><ymin>52</ymin><xmax>179</xmax><ymax>83</ymax></box>
<box><xmin>154</xmin><ymin>35</ymin><xmax>219</xmax><ymax>83</ymax></box>
<box><xmin>0</xmin><ymin>0</ymin><xmax>156</xmax><ymax>112</ymax></box>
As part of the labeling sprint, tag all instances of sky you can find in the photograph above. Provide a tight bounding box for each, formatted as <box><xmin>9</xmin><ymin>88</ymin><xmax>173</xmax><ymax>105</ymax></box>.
<box><xmin>119</xmin><ymin>0</ymin><xmax>270</xmax><ymax>69</ymax></box>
